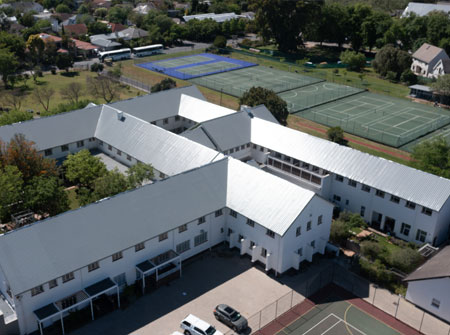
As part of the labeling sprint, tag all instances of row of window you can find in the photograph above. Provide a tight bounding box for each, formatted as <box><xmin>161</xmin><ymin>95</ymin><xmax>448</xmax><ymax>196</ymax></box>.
<box><xmin>44</xmin><ymin>138</ymin><xmax>96</xmax><ymax>156</ymax></box>
<box><xmin>295</xmin><ymin>216</ymin><xmax>323</xmax><ymax>237</ymax></box>
<box><xmin>230</xmin><ymin>210</ymin><xmax>277</xmax><ymax>238</ymax></box>
<box><xmin>297</xmin><ymin>241</ymin><xmax>316</xmax><ymax>257</ymax></box>
<box><xmin>271</xmin><ymin>152</ymin><xmax>325</xmax><ymax>175</ymax></box>
<box><xmin>151</xmin><ymin>115</ymin><xmax>190</xmax><ymax>126</ymax></box>
<box><xmin>99</xmin><ymin>141</ymin><xmax>133</xmax><ymax>162</ymax></box>
<box><xmin>223</xmin><ymin>143</ymin><xmax>251</xmax><ymax>155</ymax></box>
<box><xmin>334</xmin><ymin>175</ymin><xmax>433</xmax><ymax>216</ymax></box>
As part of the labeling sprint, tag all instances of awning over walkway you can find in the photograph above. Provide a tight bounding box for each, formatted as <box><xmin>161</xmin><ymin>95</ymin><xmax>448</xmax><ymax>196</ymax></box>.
<box><xmin>34</xmin><ymin>303</ymin><xmax>59</xmax><ymax>321</ymax></box>
<box><xmin>85</xmin><ymin>278</ymin><xmax>116</xmax><ymax>297</ymax></box>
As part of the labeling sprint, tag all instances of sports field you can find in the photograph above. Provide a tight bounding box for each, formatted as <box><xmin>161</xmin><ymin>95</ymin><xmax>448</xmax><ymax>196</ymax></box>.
<box><xmin>136</xmin><ymin>53</ymin><xmax>256</xmax><ymax>80</ymax></box>
<box><xmin>400</xmin><ymin>124</ymin><xmax>450</xmax><ymax>152</ymax></box>
<box><xmin>296</xmin><ymin>92</ymin><xmax>450</xmax><ymax>147</ymax></box>
<box><xmin>278</xmin><ymin>83</ymin><xmax>364</xmax><ymax>113</ymax></box>
<box><xmin>190</xmin><ymin>66</ymin><xmax>324</xmax><ymax>97</ymax></box>
<box><xmin>275</xmin><ymin>298</ymin><xmax>400</xmax><ymax>335</ymax></box>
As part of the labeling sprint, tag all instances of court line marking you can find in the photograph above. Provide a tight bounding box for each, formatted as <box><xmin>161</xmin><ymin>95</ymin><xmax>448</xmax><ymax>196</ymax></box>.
<box><xmin>331</xmin><ymin>313</ymin><xmax>367</xmax><ymax>335</ymax></box>
<box><xmin>302</xmin><ymin>313</ymin><xmax>338</xmax><ymax>334</ymax></box>
<box><xmin>344</xmin><ymin>304</ymin><xmax>354</xmax><ymax>335</ymax></box>
<box><xmin>320</xmin><ymin>320</ymin><xmax>342</xmax><ymax>335</ymax></box>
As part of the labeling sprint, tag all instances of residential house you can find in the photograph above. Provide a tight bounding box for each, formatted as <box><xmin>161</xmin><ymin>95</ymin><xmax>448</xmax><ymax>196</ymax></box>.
<box><xmin>64</xmin><ymin>23</ymin><xmax>88</xmax><ymax>37</ymax></box>
<box><xmin>183</xmin><ymin>12</ymin><xmax>253</xmax><ymax>23</ymax></box>
<box><xmin>432</xmin><ymin>58</ymin><xmax>450</xmax><ymax>77</ymax></box>
<box><xmin>108</xmin><ymin>22</ymin><xmax>126</xmax><ymax>32</ymax></box>
<box><xmin>411</xmin><ymin>43</ymin><xmax>450</xmax><ymax>78</ymax></box>
<box><xmin>402</xmin><ymin>2</ymin><xmax>450</xmax><ymax>17</ymax></box>
<box><xmin>0</xmin><ymin>1</ymin><xmax>43</xmax><ymax>13</ymax></box>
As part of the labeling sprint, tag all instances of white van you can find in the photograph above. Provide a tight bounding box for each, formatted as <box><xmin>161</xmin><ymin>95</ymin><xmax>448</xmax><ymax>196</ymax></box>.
<box><xmin>180</xmin><ymin>314</ymin><xmax>223</xmax><ymax>335</ymax></box>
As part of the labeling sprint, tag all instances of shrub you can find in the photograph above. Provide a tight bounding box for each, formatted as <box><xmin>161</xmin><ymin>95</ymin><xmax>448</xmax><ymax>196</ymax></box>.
<box><xmin>50</xmin><ymin>68</ymin><xmax>56</xmax><ymax>75</ymax></box>
<box><xmin>340</xmin><ymin>50</ymin><xmax>366</xmax><ymax>72</ymax></box>
<box><xmin>387</xmin><ymin>248</ymin><xmax>423</xmax><ymax>273</ymax></box>
<box><xmin>213</xmin><ymin>35</ymin><xmax>227</xmax><ymax>49</ymax></box>
<box><xmin>400</xmin><ymin>69</ymin><xmax>418</xmax><ymax>85</ymax></box>
<box><xmin>330</xmin><ymin>220</ymin><xmax>351</xmax><ymax>246</ymax></box>
<box><xmin>90</xmin><ymin>63</ymin><xmax>104</xmax><ymax>72</ymax></box>
<box><xmin>386</xmin><ymin>71</ymin><xmax>397</xmax><ymax>82</ymax></box>
<box><xmin>360</xmin><ymin>241</ymin><xmax>384</xmax><ymax>261</ymax></box>
<box><xmin>338</xmin><ymin>211</ymin><xmax>367</xmax><ymax>229</ymax></box>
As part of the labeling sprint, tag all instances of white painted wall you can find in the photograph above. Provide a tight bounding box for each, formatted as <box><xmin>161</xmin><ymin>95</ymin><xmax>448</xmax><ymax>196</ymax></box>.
<box><xmin>406</xmin><ymin>277</ymin><xmax>450</xmax><ymax>322</ymax></box>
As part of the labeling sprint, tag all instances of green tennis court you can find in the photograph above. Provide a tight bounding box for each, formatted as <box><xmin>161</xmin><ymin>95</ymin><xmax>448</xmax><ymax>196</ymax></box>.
<box><xmin>278</xmin><ymin>299</ymin><xmax>399</xmax><ymax>335</ymax></box>
<box><xmin>190</xmin><ymin>66</ymin><xmax>324</xmax><ymax>97</ymax></box>
<box><xmin>296</xmin><ymin>92</ymin><xmax>450</xmax><ymax>147</ymax></box>
<box><xmin>153</xmin><ymin>55</ymin><xmax>212</xmax><ymax>68</ymax></box>
<box><xmin>178</xmin><ymin>61</ymin><xmax>240</xmax><ymax>76</ymax></box>
<box><xmin>278</xmin><ymin>83</ymin><xmax>365</xmax><ymax>113</ymax></box>
<box><xmin>400</xmin><ymin>124</ymin><xmax>450</xmax><ymax>152</ymax></box>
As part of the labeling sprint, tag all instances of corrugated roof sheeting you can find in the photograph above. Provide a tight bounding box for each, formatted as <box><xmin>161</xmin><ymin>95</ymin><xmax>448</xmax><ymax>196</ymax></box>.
<box><xmin>226</xmin><ymin>159</ymin><xmax>315</xmax><ymax>236</ymax></box>
<box><xmin>402</xmin><ymin>2</ymin><xmax>450</xmax><ymax>17</ymax></box>
<box><xmin>181</xmin><ymin>127</ymin><xmax>217</xmax><ymax>150</ymax></box>
<box><xmin>95</xmin><ymin>106</ymin><xmax>223</xmax><ymax>176</ymax></box>
<box><xmin>405</xmin><ymin>245</ymin><xmax>450</xmax><ymax>281</ymax></box>
<box><xmin>178</xmin><ymin>94</ymin><xmax>236</xmax><ymax>123</ymax></box>
<box><xmin>251</xmin><ymin>118</ymin><xmax>450</xmax><ymax>211</ymax></box>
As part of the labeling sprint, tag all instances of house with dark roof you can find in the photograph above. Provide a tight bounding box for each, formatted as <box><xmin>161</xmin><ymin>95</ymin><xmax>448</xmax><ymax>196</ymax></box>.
<box><xmin>411</xmin><ymin>43</ymin><xmax>450</xmax><ymax>78</ymax></box>
<box><xmin>405</xmin><ymin>245</ymin><xmax>450</xmax><ymax>322</ymax></box>
<box><xmin>432</xmin><ymin>58</ymin><xmax>450</xmax><ymax>78</ymax></box>
<box><xmin>63</xmin><ymin>23</ymin><xmax>88</xmax><ymax>37</ymax></box>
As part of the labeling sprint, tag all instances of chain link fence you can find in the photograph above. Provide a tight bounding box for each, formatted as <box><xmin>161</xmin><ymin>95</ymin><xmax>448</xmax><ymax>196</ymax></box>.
<box><xmin>222</xmin><ymin>263</ymin><xmax>450</xmax><ymax>335</ymax></box>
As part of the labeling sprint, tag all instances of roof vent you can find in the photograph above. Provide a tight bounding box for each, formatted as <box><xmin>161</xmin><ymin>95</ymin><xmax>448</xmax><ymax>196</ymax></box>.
<box><xmin>117</xmin><ymin>110</ymin><xmax>124</xmax><ymax>121</ymax></box>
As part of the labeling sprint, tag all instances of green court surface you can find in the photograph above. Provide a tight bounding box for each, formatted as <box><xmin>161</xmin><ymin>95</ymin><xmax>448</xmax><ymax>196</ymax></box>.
<box><xmin>296</xmin><ymin>92</ymin><xmax>450</xmax><ymax>147</ymax></box>
<box><xmin>190</xmin><ymin>66</ymin><xmax>324</xmax><ymax>97</ymax></box>
<box><xmin>278</xmin><ymin>299</ymin><xmax>399</xmax><ymax>335</ymax></box>
<box><xmin>278</xmin><ymin>83</ymin><xmax>364</xmax><ymax>113</ymax></box>
<box><xmin>153</xmin><ymin>55</ymin><xmax>212</xmax><ymax>68</ymax></box>
<box><xmin>178</xmin><ymin>61</ymin><xmax>239</xmax><ymax>75</ymax></box>
<box><xmin>400</xmin><ymin>124</ymin><xmax>450</xmax><ymax>152</ymax></box>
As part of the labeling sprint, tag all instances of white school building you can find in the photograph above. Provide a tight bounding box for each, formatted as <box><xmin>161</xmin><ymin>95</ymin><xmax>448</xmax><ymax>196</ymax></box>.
<box><xmin>0</xmin><ymin>85</ymin><xmax>449</xmax><ymax>334</ymax></box>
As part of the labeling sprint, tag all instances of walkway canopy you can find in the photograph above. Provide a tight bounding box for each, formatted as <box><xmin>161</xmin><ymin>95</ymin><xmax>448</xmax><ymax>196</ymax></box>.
<box><xmin>34</xmin><ymin>278</ymin><xmax>120</xmax><ymax>335</ymax></box>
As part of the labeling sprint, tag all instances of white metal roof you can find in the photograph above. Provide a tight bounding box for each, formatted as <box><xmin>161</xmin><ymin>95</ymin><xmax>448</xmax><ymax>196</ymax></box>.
<box><xmin>178</xmin><ymin>94</ymin><xmax>236</xmax><ymax>123</ymax></box>
<box><xmin>250</xmin><ymin>117</ymin><xmax>450</xmax><ymax>212</ymax></box>
<box><xmin>95</xmin><ymin>106</ymin><xmax>223</xmax><ymax>176</ymax></box>
<box><xmin>402</xmin><ymin>2</ymin><xmax>450</xmax><ymax>17</ymax></box>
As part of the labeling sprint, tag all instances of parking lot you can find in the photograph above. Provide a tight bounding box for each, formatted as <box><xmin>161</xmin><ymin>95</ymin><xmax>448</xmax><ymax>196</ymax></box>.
<box><xmin>70</xmin><ymin>247</ymin><xmax>332</xmax><ymax>335</ymax></box>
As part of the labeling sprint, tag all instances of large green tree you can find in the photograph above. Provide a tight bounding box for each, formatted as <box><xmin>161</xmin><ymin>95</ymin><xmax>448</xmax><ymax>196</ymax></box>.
<box><xmin>0</xmin><ymin>49</ymin><xmax>19</xmax><ymax>88</ymax></box>
<box><xmin>24</xmin><ymin>176</ymin><xmax>69</xmax><ymax>216</ymax></box>
<box><xmin>410</xmin><ymin>137</ymin><xmax>450</xmax><ymax>178</ymax></box>
<box><xmin>63</xmin><ymin>149</ymin><xmax>107</xmax><ymax>188</ymax></box>
<box><xmin>0</xmin><ymin>110</ymin><xmax>33</xmax><ymax>126</ymax></box>
<box><xmin>326</xmin><ymin>126</ymin><xmax>348</xmax><ymax>146</ymax></box>
<box><xmin>432</xmin><ymin>74</ymin><xmax>450</xmax><ymax>100</ymax></box>
<box><xmin>251</xmin><ymin>0</ymin><xmax>323</xmax><ymax>53</ymax></box>
<box><xmin>372</xmin><ymin>44</ymin><xmax>411</xmax><ymax>80</ymax></box>
<box><xmin>239</xmin><ymin>87</ymin><xmax>289</xmax><ymax>125</ymax></box>
<box><xmin>0</xmin><ymin>165</ymin><xmax>23</xmax><ymax>222</ymax></box>
<box><xmin>127</xmin><ymin>162</ymin><xmax>154</xmax><ymax>188</ymax></box>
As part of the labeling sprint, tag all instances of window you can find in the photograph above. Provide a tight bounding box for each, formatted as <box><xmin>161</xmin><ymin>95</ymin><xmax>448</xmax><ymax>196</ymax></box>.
<box><xmin>215</xmin><ymin>209</ymin><xmax>223</xmax><ymax>217</ymax></box>
<box><xmin>360</xmin><ymin>206</ymin><xmax>366</xmax><ymax>217</ymax></box>
<box><xmin>176</xmin><ymin>240</ymin><xmax>190</xmax><ymax>254</ymax></box>
<box><xmin>230</xmin><ymin>148</ymin><xmax>234</xmax><ymax>154</ymax></box>
<box><xmin>198</xmin><ymin>216</ymin><xmax>205</xmax><ymax>225</ymax></box>
<box><xmin>431</xmin><ymin>298</ymin><xmax>440</xmax><ymax>309</ymax></box>
<box><xmin>31</xmin><ymin>285</ymin><xmax>44</xmax><ymax>296</ymax></box>
<box><xmin>159</xmin><ymin>232</ymin><xmax>168</xmax><ymax>241</ymax></box>
<box><xmin>227</xmin><ymin>228</ymin><xmax>233</xmax><ymax>237</ymax></box>
<box><xmin>230</xmin><ymin>210</ymin><xmax>237</xmax><ymax>218</ymax></box>
<box><xmin>348</xmin><ymin>179</ymin><xmax>357</xmax><ymax>187</ymax></box>
<box><xmin>127</xmin><ymin>154</ymin><xmax>131</xmax><ymax>161</ymax></box>
<box><xmin>401</xmin><ymin>223</ymin><xmax>411</xmax><ymax>236</ymax></box>
<box><xmin>246</xmin><ymin>143</ymin><xmax>251</xmax><ymax>148</ymax></box>
<box><xmin>416</xmin><ymin>229</ymin><xmax>426</xmax><ymax>242</ymax></box>
<box><xmin>240</xmin><ymin>145</ymin><xmax>245</xmax><ymax>150</ymax></box>
<box><xmin>307</xmin><ymin>221</ymin><xmax>312</xmax><ymax>231</ymax></box>
<box><xmin>310</xmin><ymin>240</ymin><xmax>315</xmax><ymax>248</ymax></box>
<box><xmin>333</xmin><ymin>194</ymin><xmax>341</xmax><ymax>202</ymax></box>
<box><xmin>159</xmin><ymin>172</ymin><xmax>165</xmax><ymax>179</ymax></box>
<box><xmin>238</xmin><ymin>234</ymin><xmax>244</xmax><ymax>243</ymax></box>
<box><xmin>117</xmin><ymin>149</ymin><xmax>121</xmax><ymax>156</ymax></box>
<box><xmin>61</xmin><ymin>144</ymin><xmax>69</xmax><ymax>152</ymax></box>
<box><xmin>114</xmin><ymin>273</ymin><xmax>126</xmax><ymax>287</ymax></box>
<box><xmin>266</xmin><ymin>229</ymin><xmax>275</xmax><ymax>238</ymax></box>
<box><xmin>108</xmin><ymin>144</ymin><xmax>112</xmax><ymax>151</ymax></box>
<box><xmin>252</xmin><ymin>144</ymin><xmax>257</xmax><ymax>149</ymax></box>
<box><xmin>361</xmin><ymin>185</ymin><xmax>370</xmax><ymax>192</ymax></box>
<box><xmin>62</xmin><ymin>272</ymin><xmax>74</xmax><ymax>283</ymax></box>
<box><xmin>345</xmin><ymin>199</ymin><xmax>349</xmax><ymax>205</ymax></box>
<box><xmin>44</xmin><ymin>149</ymin><xmax>53</xmax><ymax>156</ymax></box>
<box><xmin>261</xmin><ymin>248</ymin><xmax>267</xmax><ymax>258</ymax></box>
<box><xmin>296</xmin><ymin>226</ymin><xmax>302</xmax><ymax>237</ymax></box>
<box><xmin>390</xmin><ymin>195</ymin><xmax>400</xmax><ymax>204</ymax></box>
<box><xmin>406</xmin><ymin>201</ymin><xmax>416</xmax><ymax>210</ymax></box>
<box><xmin>163</xmin><ymin>118</ymin><xmax>168</xmax><ymax>124</ymax></box>
<box><xmin>246</xmin><ymin>218</ymin><xmax>255</xmax><ymax>227</ymax></box>
<box><xmin>98</xmin><ymin>141</ymin><xmax>103</xmax><ymax>146</ymax></box>
<box><xmin>175</xmin><ymin>116</ymin><xmax>180</xmax><ymax>121</ymax></box>
<box><xmin>297</xmin><ymin>248</ymin><xmax>303</xmax><ymax>256</ymax></box>
<box><xmin>89</xmin><ymin>137</ymin><xmax>95</xmax><ymax>142</ymax></box>
<box><xmin>422</xmin><ymin>207</ymin><xmax>432</xmax><ymax>216</ymax></box>
<box><xmin>317</xmin><ymin>215</ymin><xmax>323</xmax><ymax>225</ymax></box>
<box><xmin>112</xmin><ymin>252</ymin><xmax>123</xmax><ymax>262</ymax></box>
<box><xmin>49</xmin><ymin>279</ymin><xmax>58</xmax><ymax>289</ymax></box>
<box><xmin>88</xmin><ymin>261</ymin><xmax>100</xmax><ymax>272</ymax></box>
<box><xmin>259</xmin><ymin>146</ymin><xmax>264</xmax><ymax>152</ymax></box>
<box><xmin>179</xmin><ymin>224</ymin><xmax>187</xmax><ymax>233</ymax></box>
<box><xmin>375</xmin><ymin>190</ymin><xmax>385</xmax><ymax>198</ymax></box>
<box><xmin>76</xmin><ymin>140</ymin><xmax>84</xmax><ymax>148</ymax></box>
<box><xmin>335</xmin><ymin>175</ymin><xmax>343</xmax><ymax>182</ymax></box>
<box><xmin>235</xmin><ymin>146</ymin><xmax>240</xmax><ymax>152</ymax></box>
<box><xmin>249</xmin><ymin>241</ymin><xmax>255</xmax><ymax>250</ymax></box>
<box><xmin>61</xmin><ymin>295</ymin><xmax>77</xmax><ymax>309</ymax></box>
<box><xmin>194</xmin><ymin>231</ymin><xmax>207</xmax><ymax>246</ymax></box>
<box><xmin>135</xmin><ymin>242</ymin><xmax>145</xmax><ymax>252</ymax></box>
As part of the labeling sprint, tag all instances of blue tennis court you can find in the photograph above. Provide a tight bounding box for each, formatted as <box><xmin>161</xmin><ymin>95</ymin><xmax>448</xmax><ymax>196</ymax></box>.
<box><xmin>136</xmin><ymin>53</ymin><xmax>257</xmax><ymax>79</ymax></box>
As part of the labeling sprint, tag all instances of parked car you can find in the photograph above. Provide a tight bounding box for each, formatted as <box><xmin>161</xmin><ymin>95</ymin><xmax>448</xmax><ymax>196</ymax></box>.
<box><xmin>213</xmin><ymin>304</ymin><xmax>248</xmax><ymax>333</ymax></box>
<box><xmin>180</xmin><ymin>314</ymin><xmax>224</xmax><ymax>335</ymax></box>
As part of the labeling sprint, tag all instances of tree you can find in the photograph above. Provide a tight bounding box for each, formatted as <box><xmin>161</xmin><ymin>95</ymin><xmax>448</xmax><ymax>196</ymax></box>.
<box><xmin>213</xmin><ymin>35</ymin><xmax>227</xmax><ymax>48</ymax></box>
<box><xmin>340</xmin><ymin>50</ymin><xmax>366</xmax><ymax>72</ymax></box>
<box><xmin>400</xmin><ymin>69</ymin><xmax>417</xmax><ymax>85</ymax></box>
<box><xmin>88</xmin><ymin>21</ymin><xmax>111</xmax><ymax>35</ymax></box>
<box><xmin>33</xmin><ymin>86</ymin><xmax>55</xmax><ymax>113</ymax></box>
<box><xmin>151</xmin><ymin>78</ymin><xmax>176</xmax><ymax>93</ymax></box>
<box><xmin>0</xmin><ymin>134</ymin><xmax>58</xmax><ymax>182</ymax></box>
<box><xmin>326</xmin><ymin>126</ymin><xmax>348</xmax><ymax>145</ymax></box>
<box><xmin>55</xmin><ymin>4</ymin><xmax>71</xmax><ymax>13</ymax></box>
<box><xmin>346</xmin><ymin>3</ymin><xmax>373</xmax><ymax>51</ymax></box>
<box><xmin>1</xmin><ymin>89</ymin><xmax>26</xmax><ymax>111</ymax></box>
<box><xmin>0</xmin><ymin>49</ymin><xmax>19</xmax><ymax>88</ymax></box>
<box><xmin>311</xmin><ymin>3</ymin><xmax>349</xmax><ymax>47</ymax></box>
<box><xmin>91</xmin><ymin>169</ymin><xmax>128</xmax><ymax>201</ymax></box>
<box><xmin>56</xmin><ymin>53</ymin><xmax>73</xmax><ymax>72</ymax></box>
<box><xmin>127</xmin><ymin>162</ymin><xmax>154</xmax><ymax>188</ymax></box>
<box><xmin>61</xmin><ymin>82</ymin><xmax>83</xmax><ymax>104</ymax></box>
<box><xmin>87</xmin><ymin>75</ymin><xmax>120</xmax><ymax>103</ymax></box>
<box><xmin>372</xmin><ymin>44</ymin><xmax>411</xmax><ymax>80</ymax></box>
<box><xmin>0</xmin><ymin>110</ymin><xmax>33</xmax><ymax>126</ymax></box>
<box><xmin>432</xmin><ymin>74</ymin><xmax>450</xmax><ymax>100</ymax></box>
<box><xmin>329</xmin><ymin>220</ymin><xmax>351</xmax><ymax>246</ymax></box>
<box><xmin>24</xmin><ymin>176</ymin><xmax>69</xmax><ymax>216</ymax></box>
<box><xmin>63</xmin><ymin>149</ymin><xmax>107</xmax><ymax>188</ymax></box>
<box><xmin>0</xmin><ymin>31</ymin><xmax>26</xmax><ymax>61</ymax></box>
<box><xmin>239</xmin><ymin>87</ymin><xmax>288</xmax><ymax>125</ymax></box>
<box><xmin>251</xmin><ymin>0</ymin><xmax>322</xmax><ymax>53</ymax></box>
<box><xmin>410</xmin><ymin>137</ymin><xmax>450</xmax><ymax>178</ymax></box>
<box><xmin>388</xmin><ymin>248</ymin><xmax>423</xmax><ymax>273</ymax></box>
<box><xmin>107</xmin><ymin>6</ymin><xmax>130</xmax><ymax>24</ymax></box>
<box><xmin>94</xmin><ymin>8</ymin><xmax>108</xmax><ymax>18</ymax></box>
<box><xmin>0</xmin><ymin>165</ymin><xmax>23</xmax><ymax>222</ymax></box>
<box><xmin>26</xmin><ymin>35</ymin><xmax>45</xmax><ymax>65</ymax></box>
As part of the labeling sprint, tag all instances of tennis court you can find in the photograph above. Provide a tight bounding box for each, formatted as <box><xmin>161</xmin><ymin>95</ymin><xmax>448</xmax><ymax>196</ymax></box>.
<box><xmin>278</xmin><ymin>83</ymin><xmax>365</xmax><ymax>113</ymax></box>
<box><xmin>136</xmin><ymin>53</ymin><xmax>256</xmax><ymax>80</ymax></box>
<box><xmin>400</xmin><ymin>124</ymin><xmax>450</xmax><ymax>152</ymax></box>
<box><xmin>277</xmin><ymin>299</ymin><xmax>399</xmax><ymax>335</ymax></box>
<box><xmin>296</xmin><ymin>92</ymin><xmax>450</xmax><ymax>147</ymax></box>
<box><xmin>190</xmin><ymin>66</ymin><xmax>324</xmax><ymax>97</ymax></box>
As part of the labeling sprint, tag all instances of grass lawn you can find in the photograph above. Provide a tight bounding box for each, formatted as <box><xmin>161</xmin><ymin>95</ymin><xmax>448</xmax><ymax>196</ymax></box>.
<box><xmin>65</xmin><ymin>187</ymin><xmax>80</xmax><ymax>210</ymax></box>
<box><xmin>1</xmin><ymin>70</ymin><xmax>141</xmax><ymax>114</ymax></box>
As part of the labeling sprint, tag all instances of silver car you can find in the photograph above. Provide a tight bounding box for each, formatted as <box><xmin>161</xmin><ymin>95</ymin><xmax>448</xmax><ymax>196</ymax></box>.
<box><xmin>213</xmin><ymin>304</ymin><xmax>248</xmax><ymax>333</ymax></box>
